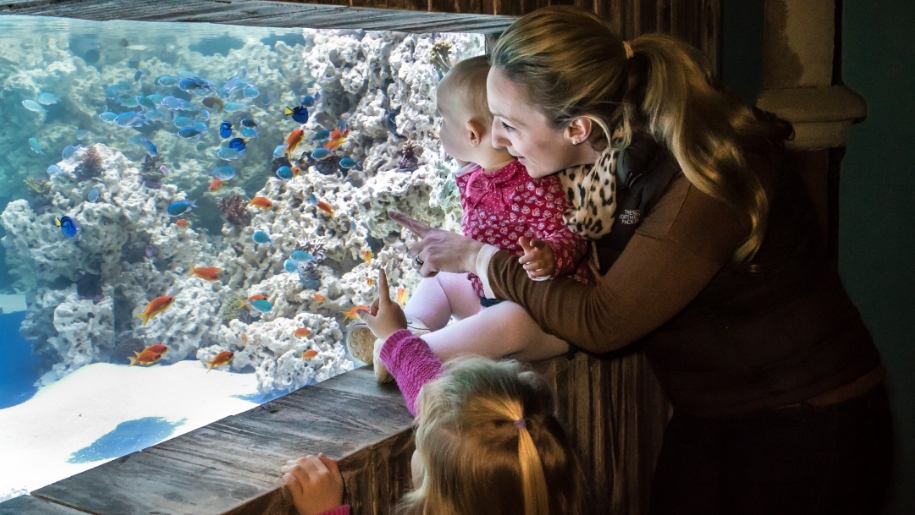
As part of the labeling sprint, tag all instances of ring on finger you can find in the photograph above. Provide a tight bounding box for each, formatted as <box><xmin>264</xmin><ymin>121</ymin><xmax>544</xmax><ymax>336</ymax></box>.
<box><xmin>413</xmin><ymin>255</ymin><xmax>424</xmax><ymax>268</ymax></box>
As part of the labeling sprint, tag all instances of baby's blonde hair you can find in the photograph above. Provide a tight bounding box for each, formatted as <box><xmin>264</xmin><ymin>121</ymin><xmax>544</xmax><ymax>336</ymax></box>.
<box><xmin>491</xmin><ymin>6</ymin><xmax>794</xmax><ymax>264</ymax></box>
<box><xmin>395</xmin><ymin>357</ymin><xmax>588</xmax><ymax>515</ymax></box>
<box><xmin>438</xmin><ymin>55</ymin><xmax>494</xmax><ymax>127</ymax></box>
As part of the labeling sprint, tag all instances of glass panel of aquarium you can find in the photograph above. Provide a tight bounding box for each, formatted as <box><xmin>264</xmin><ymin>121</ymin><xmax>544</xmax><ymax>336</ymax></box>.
<box><xmin>0</xmin><ymin>14</ymin><xmax>481</xmax><ymax>501</ymax></box>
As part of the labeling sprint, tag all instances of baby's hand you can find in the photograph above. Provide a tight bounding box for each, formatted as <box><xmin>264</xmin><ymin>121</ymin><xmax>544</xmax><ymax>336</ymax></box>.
<box><xmin>282</xmin><ymin>453</ymin><xmax>344</xmax><ymax>515</ymax></box>
<box><xmin>518</xmin><ymin>237</ymin><xmax>556</xmax><ymax>280</ymax></box>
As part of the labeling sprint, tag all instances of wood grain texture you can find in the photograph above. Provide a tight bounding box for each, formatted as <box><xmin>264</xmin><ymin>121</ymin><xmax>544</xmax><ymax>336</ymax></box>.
<box><xmin>0</xmin><ymin>495</ymin><xmax>86</xmax><ymax>515</ymax></box>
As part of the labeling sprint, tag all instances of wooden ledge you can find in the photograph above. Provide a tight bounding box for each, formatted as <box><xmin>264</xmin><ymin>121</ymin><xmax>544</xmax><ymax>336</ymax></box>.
<box><xmin>757</xmin><ymin>86</ymin><xmax>868</xmax><ymax>149</ymax></box>
<box><xmin>0</xmin><ymin>0</ymin><xmax>518</xmax><ymax>33</ymax></box>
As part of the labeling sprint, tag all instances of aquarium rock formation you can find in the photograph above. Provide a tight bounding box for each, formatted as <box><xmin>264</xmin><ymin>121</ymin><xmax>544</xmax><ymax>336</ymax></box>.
<box><xmin>1</xmin><ymin>27</ymin><xmax>480</xmax><ymax>395</ymax></box>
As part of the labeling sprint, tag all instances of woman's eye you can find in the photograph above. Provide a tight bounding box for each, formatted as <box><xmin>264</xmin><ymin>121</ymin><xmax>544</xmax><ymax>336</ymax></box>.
<box><xmin>501</xmin><ymin>121</ymin><xmax>514</xmax><ymax>132</ymax></box>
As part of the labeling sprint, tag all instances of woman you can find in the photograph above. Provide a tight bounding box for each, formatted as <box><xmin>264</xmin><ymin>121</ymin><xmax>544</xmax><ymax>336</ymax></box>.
<box><xmin>390</xmin><ymin>6</ymin><xmax>892</xmax><ymax>514</ymax></box>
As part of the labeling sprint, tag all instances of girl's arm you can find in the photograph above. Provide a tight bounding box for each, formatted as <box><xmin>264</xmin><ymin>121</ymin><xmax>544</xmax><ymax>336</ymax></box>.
<box><xmin>481</xmin><ymin>174</ymin><xmax>745</xmax><ymax>354</ymax></box>
<box><xmin>378</xmin><ymin>329</ymin><xmax>443</xmax><ymax>416</ymax></box>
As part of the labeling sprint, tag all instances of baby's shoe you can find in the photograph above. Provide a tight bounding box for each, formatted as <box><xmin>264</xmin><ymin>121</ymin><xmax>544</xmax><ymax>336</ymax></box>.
<box><xmin>345</xmin><ymin>317</ymin><xmax>430</xmax><ymax>383</ymax></box>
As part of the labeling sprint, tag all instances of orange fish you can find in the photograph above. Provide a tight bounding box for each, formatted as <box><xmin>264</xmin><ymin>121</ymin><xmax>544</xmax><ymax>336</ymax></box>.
<box><xmin>362</xmin><ymin>249</ymin><xmax>373</xmax><ymax>263</ymax></box>
<box><xmin>247</xmin><ymin>294</ymin><xmax>268</xmax><ymax>302</ymax></box>
<box><xmin>294</xmin><ymin>327</ymin><xmax>311</xmax><ymax>338</ymax></box>
<box><xmin>188</xmin><ymin>265</ymin><xmax>221</xmax><ymax>282</ymax></box>
<box><xmin>136</xmin><ymin>296</ymin><xmax>175</xmax><ymax>326</ymax></box>
<box><xmin>209</xmin><ymin>178</ymin><xmax>225</xmax><ymax>192</ymax></box>
<box><xmin>175</xmin><ymin>219</ymin><xmax>189</xmax><ymax>228</ymax></box>
<box><xmin>142</xmin><ymin>344</ymin><xmax>169</xmax><ymax>356</ymax></box>
<box><xmin>291</xmin><ymin>166</ymin><xmax>301</xmax><ymax>176</ymax></box>
<box><xmin>340</xmin><ymin>305</ymin><xmax>369</xmax><ymax>320</ymax></box>
<box><xmin>366</xmin><ymin>277</ymin><xmax>375</xmax><ymax>287</ymax></box>
<box><xmin>204</xmin><ymin>351</ymin><xmax>234</xmax><ymax>373</ymax></box>
<box><xmin>313</xmin><ymin>293</ymin><xmax>326</xmax><ymax>303</ymax></box>
<box><xmin>315</xmin><ymin>200</ymin><xmax>334</xmax><ymax>218</ymax></box>
<box><xmin>323</xmin><ymin>128</ymin><xmax>350</xmax><ymax>151</ymax></box>
<box><xmin>249</xmin><ymin>197</ymin><xmax>273</xmax><ymax>210</ymax></box>
<box><xmin>396</xmin><ymin>287</ymin><xmax>408</xmax><ymax>306</ymax></box>
<box><xmin>302</xmin><ymin>349</ymin><xmax>319</xmax><ymax>359</ymax></box>
<box><xmin>284</xmin><ymin>129</ymin><xmax>305</xmax><ymax>157</ymax></box>
<box><xmin>128</xmin><ymin>349</ymin><xmax>162</xmax><ymax>367</ymax></box>
<box><xmin>241</xmin><ymin>333</ymin><xmax>248</xmax><ymax>344</ymax></box>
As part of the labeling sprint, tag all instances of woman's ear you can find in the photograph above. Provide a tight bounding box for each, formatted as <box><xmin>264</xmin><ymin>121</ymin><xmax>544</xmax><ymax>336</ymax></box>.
<box><xmin>564</xmin><ymin>117</ymin><xmax>594</xmax><ymax>145</ymax></box>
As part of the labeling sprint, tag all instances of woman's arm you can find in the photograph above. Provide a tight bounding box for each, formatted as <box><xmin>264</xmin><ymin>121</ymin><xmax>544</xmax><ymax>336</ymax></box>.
<box><xmin>482</xmin><ymin>175</ymin><xmax>746</xmax><ymax>353</ymax></box>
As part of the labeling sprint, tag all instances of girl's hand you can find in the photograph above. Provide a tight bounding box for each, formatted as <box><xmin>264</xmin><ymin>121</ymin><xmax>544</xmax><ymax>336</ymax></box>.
<box><xmin>358</xmin><ymin>269</ymin><xmax>408</xmax><ymax>341</ymax></box>
<box><xmin>518</xmin><ymin>237</ymin><xmax>556</xmax><ymax>279</ymax></box>
<box><xmin>281</xmin><ymin>453</ymin><xmax>344</xmax><ymax>515</ymax></box>
<box><xmin>389</xmin><ymin>211</ymin><xmax>484</xmax><ymax>277</ymax></box>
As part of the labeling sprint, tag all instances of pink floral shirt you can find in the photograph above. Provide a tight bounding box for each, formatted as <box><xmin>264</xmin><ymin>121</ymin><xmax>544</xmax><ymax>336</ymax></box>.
<box><xmin>456</xmin><ymin>160</ymin><xmax>593</xmax><ymax>296</ymax></box>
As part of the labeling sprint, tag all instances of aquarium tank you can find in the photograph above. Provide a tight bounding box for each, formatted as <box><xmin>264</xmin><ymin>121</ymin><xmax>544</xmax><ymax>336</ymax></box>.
<box><xmin>0</xmin><ymin>14</ymin><xmax>481</xmax><ymax>501</ymax></box>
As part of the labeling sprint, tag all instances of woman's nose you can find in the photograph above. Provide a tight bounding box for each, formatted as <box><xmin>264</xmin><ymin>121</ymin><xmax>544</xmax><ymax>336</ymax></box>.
<box><xmin>491</xmin><ymin>120</ymin><xmax>508</xmax><ymax>148</ymax></box>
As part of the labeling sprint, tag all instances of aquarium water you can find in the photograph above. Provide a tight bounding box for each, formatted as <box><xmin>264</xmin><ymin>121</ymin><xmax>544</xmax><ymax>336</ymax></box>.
<box><xmin>0</xmin><ymin>14</ymin><xmax>481</xmax><ymax>501</ymax></box>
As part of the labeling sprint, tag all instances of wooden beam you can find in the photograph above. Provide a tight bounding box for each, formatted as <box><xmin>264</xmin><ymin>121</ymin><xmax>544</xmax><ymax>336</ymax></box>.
<box><xmin>0</xmin><ymin>0</ymin><xmax>518</xmax><ymax>33</ymax></box>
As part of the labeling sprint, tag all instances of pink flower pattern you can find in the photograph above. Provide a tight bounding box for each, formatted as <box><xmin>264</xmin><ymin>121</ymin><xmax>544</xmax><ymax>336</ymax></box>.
<box><xmin>456</xmin><ymin>160</ymin><xmax>594</xmax><ymax>296</ymax></box>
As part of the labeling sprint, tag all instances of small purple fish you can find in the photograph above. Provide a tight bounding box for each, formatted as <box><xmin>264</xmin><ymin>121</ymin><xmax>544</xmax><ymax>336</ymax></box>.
<box><xmin>145</xmin><ymin>246</ymin><xmax>155</xmax><ymax>258</ymax></box>
<box><xmin>159</xmin><ymin>165</ymin><xmax>169</xmax><ymax>175</ymax></box>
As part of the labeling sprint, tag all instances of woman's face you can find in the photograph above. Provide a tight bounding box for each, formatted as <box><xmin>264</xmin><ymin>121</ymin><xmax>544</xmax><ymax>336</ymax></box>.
<box><xmin>486</xmin><ymin>66</ymin><xmax>582</xmax><ymax>178</ymax></box>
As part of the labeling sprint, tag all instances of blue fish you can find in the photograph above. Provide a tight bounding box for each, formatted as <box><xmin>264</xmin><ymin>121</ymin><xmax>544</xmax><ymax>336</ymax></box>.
<box><xmin>223</xmin><ymin>102</ymin><xmax>246</xmax><ymax>113</ymax></box>
<box><xmin>118</xmin><ymin>96</ymin><xmax>140</xmax><ymax>108</ymax></box>
<box><xmin>88</xmin><ymin>188</ymin><xmax>100</xmax><ymax>202</ymax></box>
<box><xmin>301</xmin><ymin>94</ymin><xmax>318</xmax><ymax>108</ymax></box>
<box><xmin>62</xmin><ymin>145</ymin><xmax>81</xmax><ymax>160</ymax></box>
<box><xmin>28</xmin><ymin>138</ymin><xmax>45</xmax><ymax>155</ymax></box>
<box><xmin>47</xmin><ymin>164</ymin><xmax>63</xmax><ymax>176</ymax></box>
<box><xmin>76</xmin><ymin>129</ymin><xmax>89</xmax><ymax>140</ymax></box>
<box><xmin>177</xmin><ymin>127</ymin><xmax>204</xmax><ymax>140</ymax></box>
<box><xmin>147</xmin><ymin>93</ymin><xmax>165</xmax><ymax>105</ymax></box>
<box><xmin>138</xmin><ymin>136</ymin><xmax>158</xmax><ymax>157</ymax></box>
<box><xmin>22</xmin><ymin>99</ymin><xmax>46</xmax><ymax>113</ymax></box>
<box><xmin>338</xmin><ymin>118</ymin><xmax>347</xmax><ymax>133</ymax></box>
<box><xmin>37</xmin><ymin>92</ymin><xmax>61</xmax><ymax>105</ymax></box>
<box><xmin>134</xmin><ymin>69</ymin><xmax>149</xmax><ymax>82</ymax></box>
<box><xmin>312</xmin><ymin>130</ymin><xmax>330</xmax><ymax>142</ymax></box>
<box><xmin>284</xmin><ymin>259</ymin><xmax>297</xmax><ymax>273</ymax></box>
<box><xmin>167</xmin><ymin>199</ymin><xmax>198</xmax><ymax>217</ymax></box>
<box><xmin>212</xmin><ymin>166</ymin><xmax>236</xmax><ymax>181</ymax></box>
<box><xmin>311</xmin><ymin>147</ymin><xmax>332</xmax><ymax>160</ymax></box>
<box><xmin>115</xmin><ymin>111</ymin><xmax>147</xmax><ymax>127</ymax></box>
<box><xmin>290</xmin><ymin>250</ymin><xmax>313</xmax><ymax>263</ymax></box>
<box><xmin>284</xmin><ymin>105</ymin><xmax>308</xmax><ymax>124</ymax></box>
<box><xmin>309</xmin><ymin>193</ymin><xmax>318</xmax><ymax>205</ymax></box>
<box><xmin>252</xmin><ymin>231</ymin><xmax>273</xmax><ymax>246</ymax></box>
<box><xmin>178</xmin><ymin>76</ymin><xmax>214</xmax><ymax>95</ymax></box>
<box><xmin>245</xmin><ymin>299</ymin><xmax>273</xmax><ymax>313</ymax></box>
<box><xmin>240</xmin><ymin>118</ymin><xmax>258</xmax><ymax>128</ymax></box>
<box><xmin>174</xmin><ymin>116</ymin><xmax>195</xmax><ymax>128</ymax></box>
<box><xmin>197</xmin><ymin>109</ymin><xmax>210</xmax><ymax>122</ymax></box>
<box><xmin>99</xmin><ymin>111</ymin><xmax>118</xmax><ymax>123</ymax></box>
<box><xmin>275</xmin><ymin>166</ymin><xmax>294</xmax><ymax>180</ymax></box>
<box><xmin>156</xmin><ymin>75</ymin><xmax>178</xmax><ymax>86</ymax></box>
<box><xmin>339</xmin><ymin>157</ymin><xmax>356</xmax><ymax>169</ymax></box>
<box><xmin>55</xmin><ymin>216</ymin><xmax>78</xmax><ymax>238</ymax></box>
<box><xmin>227</xmin><ymin>138</ymin><xmax>247</xmax><ymax>151</ymax></box>
<box><xmin>240</xmin><ymin>127</ymin><xmax>258</xmax><ymax>139</ymax></box>
<box><xmin>144</xmin><ymin>109</ymin><xmax>167</xmax><ymax>122</ymax></box>
<box><xmin>219</xmin><ymin>121</ymin><xmax>233</xmax><ymax>139</ymax></box>
<box><xmin>243</xmin><ymin>87</ymin><xmax>259</xmax><ymax>100</ymax></box>
<box><xmin>193</xmin><ymin>121</ymin><xmax>208</xmax><ymax>133</ymax></box>
<box><xmin>216</xmin><ymin>147</ymin><xmax>242</xmax><ymax>161</ymax></box>
<box><xmin>272</xmin><ymin>144</ymin><xmax>287</xmax><ymax>158</ymax></box>
<box><xmin>160</xmin><ymin>96</ymin><xmax>196</xmax><ymax>111</ymax></box>
<box><xmin>137</xmin><ymin>96</ymin><xmax>157</xmax><ymax>110</ymax></box>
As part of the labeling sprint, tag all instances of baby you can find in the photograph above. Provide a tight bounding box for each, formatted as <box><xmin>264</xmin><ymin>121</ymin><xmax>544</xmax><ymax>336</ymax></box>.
<box><xmin>348</xmin><ymin>55</ymin><xmax>601</xmax><ymax>380</ymax></box>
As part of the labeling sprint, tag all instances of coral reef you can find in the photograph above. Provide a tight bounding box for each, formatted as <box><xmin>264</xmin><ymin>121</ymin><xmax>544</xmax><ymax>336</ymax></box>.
<box><xmin>24</xmin><ymin>178</ymin><xmax>53</xmax><ymax>214</ymax></box>
<box><xmin>138</xmin><ymin>154</ymin><xmax>166</xmax><ymax>189</ymax></box>
<box><xmin>74</xmin><ymin>146</ymin><xmax>103</xmax><ymax>181</ymax></box>
<box><xmin>217</xmin><ymin>194</ymin><xmax>251</xmax><ymax>226</ymax></box>
<box><xmin>429</xmin><ymin>41</ymin><xmax>453</xmax><ymax>76</ymax></box>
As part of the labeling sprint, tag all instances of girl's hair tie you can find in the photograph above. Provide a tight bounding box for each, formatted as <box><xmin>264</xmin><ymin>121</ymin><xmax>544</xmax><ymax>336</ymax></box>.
<box><xmin>622</xmin><ymin>41</ymin><xmax>634</xmax><ymax>59</ymax></box>
<box><xmin>514</xmin><ymin>418</ymin><xmax>527</xmax><ymax>429</ymax></box>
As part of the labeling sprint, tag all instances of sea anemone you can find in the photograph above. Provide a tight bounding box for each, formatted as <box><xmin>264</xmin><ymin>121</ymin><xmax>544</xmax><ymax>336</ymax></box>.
<box><xmin>429</xmin><ymin>41</ymin><xmax>453</xmax><ymax>76</ymax></box>
<box><xmin>218</xmin><ymin>194</ymin><xmax>251</xmax><ymax>226</ymax></box>
<box><xmin>220</xmin><ymin>294</ymin><xmax>245</xmax><ymax>321</ymax></box>
<box><xmin>397</xmin><ymin>141</ymin><xmax>419</xmax><ymax>172</ymax></box>
<box><xmin>75</xmin><ymin>145</ymin><xmax>103</xmax><ymax>181</ymax></box>
<box><xmin>24</xmin><ymin>178</ymin><xmax>53</xmax><ymax>214</ymax></box>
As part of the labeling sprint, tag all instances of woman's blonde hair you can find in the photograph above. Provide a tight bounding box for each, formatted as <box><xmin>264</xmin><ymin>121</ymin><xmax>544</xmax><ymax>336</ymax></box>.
<box><xmin>491</xmin><ymin>6</ymin><xmax>793</xmax><ymax>264</ymax></box>
<box><xmin>395</xmin><ymin>357</ymin><xmax>588</xmax><ymax>515</ymax></box>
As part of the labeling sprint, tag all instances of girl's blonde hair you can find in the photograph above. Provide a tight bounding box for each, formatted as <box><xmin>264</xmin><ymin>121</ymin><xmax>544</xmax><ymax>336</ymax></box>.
<box><xmin>395</xmin><ymin>357</ymin><xmax>588</xmax><ymax>515</ymax></box>
<box><xmin>491</xmin><ymin>6</ymin><xmax>793</xmax><ymax>264</ymax></box>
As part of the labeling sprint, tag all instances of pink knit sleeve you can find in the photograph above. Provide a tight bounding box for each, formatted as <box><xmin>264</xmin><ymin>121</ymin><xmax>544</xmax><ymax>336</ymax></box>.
<box><xmin>317</xmin><ymin>504</ymin><xmax>351</xmax><ymax>515</ymax></box>
<box><xmin>379</xmin><ymin>329</ymin><xmax>444</xmax><ymax>416</ymax></box>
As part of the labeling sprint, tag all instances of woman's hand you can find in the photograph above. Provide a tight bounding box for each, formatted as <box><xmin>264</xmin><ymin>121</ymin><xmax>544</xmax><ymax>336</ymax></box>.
<box><xmin>518</xmin><ymin>237</ymin><xmax>556</xmax><ymax>279</ymax></box>
<box><xmin>358</xmin><ymin>269</ymin><xmax>408</xmax><ymax>341</ymax></box>
<box><xmin>282</xmin><ymin>453</ymin><xmax>344</xmax><ymax>515</ymax></box>
<box><xmin>389</xmin><ymin>211</ymin><xmax>485</xmax><ymax>277</ymax></box>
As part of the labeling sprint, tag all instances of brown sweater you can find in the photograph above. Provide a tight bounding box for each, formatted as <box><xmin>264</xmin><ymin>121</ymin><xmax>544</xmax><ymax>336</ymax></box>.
<box><xmin>486</xmin><ymin>149</ymin><xmax>881</xmax><ymax>417</ymax></box>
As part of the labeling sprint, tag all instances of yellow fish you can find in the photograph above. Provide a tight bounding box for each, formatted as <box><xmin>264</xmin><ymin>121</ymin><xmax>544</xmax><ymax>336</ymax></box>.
<box><xmin>340</xmin><ymin>305</ymin><xmax>369</xmax><ymax>320</ymax></box>
<box><xmin>362</xmin><ymin>249</ymin><xmax>373</xmax><ymax>263</ymax></box>
<box><xmin>396</xmin><ymin>287</ymin><xmax>408</xmax><ymax>306</ymax></box>
<box><xmin>366</xmin><ymin>277</ymin><xmax>375</xmax><ymax>287</ymax></box>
